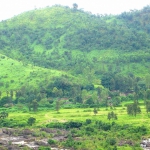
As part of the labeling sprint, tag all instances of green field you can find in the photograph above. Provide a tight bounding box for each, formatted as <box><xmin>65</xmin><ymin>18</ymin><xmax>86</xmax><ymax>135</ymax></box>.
<box><xmin>0</xmin><ymin>102</ymin><xmax>148</xmax><ymax>150</ymax></box>
<box><xmin>4</xmin><ymin>104</ymin><xmax>149</xmax><ymax>127</ymax></box>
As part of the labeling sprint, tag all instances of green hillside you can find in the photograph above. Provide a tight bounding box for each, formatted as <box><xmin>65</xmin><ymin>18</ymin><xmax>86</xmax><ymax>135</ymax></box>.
<box><xmin>0</xmin><ymin>53</ymin><xmax>79</xmax><ymax>97</ymax></box>
<box><xmin>1</xmin><ymin>5</ymin><xmax>150</xmax><ymax>150</ymax></box>
<box><xmin>0</xmin><ymin>5</ymin><xmax>150</xmax><ymax>105</ymax></box>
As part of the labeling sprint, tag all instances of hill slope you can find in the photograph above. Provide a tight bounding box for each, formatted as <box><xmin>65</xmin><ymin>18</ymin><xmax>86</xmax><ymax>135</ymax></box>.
<box><xmin>0</xmin><ymin>53</ymin><xmax>78</xmax><ymax>96</ymax></box>
<box><xmin>0</xmin><ymin>5</ymin><xmax>150</xmax><ymax>103</ymax></box>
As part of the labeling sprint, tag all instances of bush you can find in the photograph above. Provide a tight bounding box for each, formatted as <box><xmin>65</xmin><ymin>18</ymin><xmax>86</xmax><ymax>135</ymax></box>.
<box><xmin>86</xmin><ymin>126</ymin><xmax>94</xmax><ymax>132</ymax></box>
<box><xmin>63</xmin><ymin>134</ymin><xmax>74</xmax><ymax>147</ymax></box>
<box><xmin>85</xmin><ymin>119</ymin><xmax>92</xmax><ymax>124</ymax></box>
<box><xmin>106</xmin><ymin>138</ymin><xmax>116</xmax><ymax>145</ymax></box>
<box><xmin>48</xmin><ymin>139</ymin><xmax>56</xmax><ymax>145</ymax></box>
<box><xmin>38</xmin><ymin>146</ymin><xmax>51</xmax><ymax>150</ymax></box>
<box><xmin>65</xmin><ymin>121</ymin><xmax>82</xmax><ymax>129</ymax></box>
<box><xmin>129</xmin><ymin>125</ymin><xmax>147</xmax><ymax>135</ymax></box>
<box><xmin>95</xmin><ymin>121</ymin><xmax>111</xmax><ymax>131</ymax></box>
<box><xmin>18</xmin><ymin>121</ymin><xmax>27</xmax><ymax>127</ymax></box>
<box><xmin>27</xmin><ymin>117</ymin><xmax>36</xmax><ymax>126</ymax></box>
<box><xmin>46</xmin><ymin>122</ymin><xmax>65</xmax><ymax>129</ymax></box>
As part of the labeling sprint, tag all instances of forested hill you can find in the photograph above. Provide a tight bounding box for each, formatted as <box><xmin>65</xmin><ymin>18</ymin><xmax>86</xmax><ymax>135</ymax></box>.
<box><xmin>1</xmin><ymin>5</ymin><xmax>150</xmax><ymax>101</ymax></box>
<box><xmin>1</xmin><ymin>5</ymin><xmax>150</xmax><ymax>54</ymax></box>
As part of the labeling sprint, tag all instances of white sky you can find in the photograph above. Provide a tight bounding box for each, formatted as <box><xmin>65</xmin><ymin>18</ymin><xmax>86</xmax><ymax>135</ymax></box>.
<box><xmin>0</xmin><ymin>0</ymin><xmax>150</xmax><ymax>21</ymax></box>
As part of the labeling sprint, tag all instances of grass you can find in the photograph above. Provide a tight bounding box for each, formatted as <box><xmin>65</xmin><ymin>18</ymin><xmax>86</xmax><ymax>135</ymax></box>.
<box><xmin>4</xmin><ymin>104</ymin><xmax>150</xmax><ymax>129</ymax></box>
<box><xmin>0</xmin><ymin>53</ymin><xmax>76</xmax><ymax>96</ymax></box>
<box><xmin>0</xmin><ymin>103</ymin><xmax>147</xmax><ymax>150</ymax></box>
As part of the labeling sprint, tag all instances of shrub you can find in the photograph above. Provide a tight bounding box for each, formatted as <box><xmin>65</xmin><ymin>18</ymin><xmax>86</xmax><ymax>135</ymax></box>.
<box><xmin>85</xmin><ymin>119</ymin><xmax>92</xmax><ymax>124</ymax></box>
<box><xmin>18</xmin><ymin>122</ymin><xmax>27</xmax><ymax>127</ymax></box>
<box><xmin>95</xmin><ymin>121</ymin><xmax>111</xmax><ymax>131</ymax></box>
<box><xmin>38</xmin><ymin>146</ymin><xmax>51</xmax><ymax>150</ymax></box>
<box><xmin>48</xmin><ymin>139</ymin><xmax>56</xmax><ymax>145</ymax></box>
<box><xmin>63</xmin><ymin>134</ymin><xmax>74</xmax><ymax>147</ymax></box>
<box><xmin>27</xmin><ymin>117</ymin><xmax>36</xmax><ymax>126</ymax></box>
<box><xmin>65</xmin><ymin>121</ymin><xmax>82</xmax><ymax>129</ymax></box>
<box><xmin>106</xmin><ymin>138</ymin><xmax>116</xmax><ymax>145</ymax></box>
<box><xmin>85</xmin><ymin>126</ymin><xmax>94</xmax><ymax>132</ymax></box>
<box><xmin>46</xmin><ymin>122</ymin><xmax>64</xmax><ymax>129</ymax></box>
<box><xmin>10</xmin><ymin>80</ymin><xmax>15</xmax><ymax>83</ymax></box>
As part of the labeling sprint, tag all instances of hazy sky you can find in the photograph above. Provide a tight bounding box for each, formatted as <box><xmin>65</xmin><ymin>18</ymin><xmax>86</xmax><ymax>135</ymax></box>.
<box><xmin>0</xmin><ymin>0</ymin><xmax>150</xmax><ymax>21</ymax></box>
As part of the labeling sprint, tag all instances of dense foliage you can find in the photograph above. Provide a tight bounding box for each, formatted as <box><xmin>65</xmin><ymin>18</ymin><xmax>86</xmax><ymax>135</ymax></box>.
<box><xmin>0</xmin><ymin>5</ymin><xmax>150</xmax><ymax>107</ymax></box>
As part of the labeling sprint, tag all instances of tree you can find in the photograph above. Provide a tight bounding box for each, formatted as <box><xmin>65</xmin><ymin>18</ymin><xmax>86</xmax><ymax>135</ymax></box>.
<box><xmin>93</xmin><ymin>108</ymin><xmax>98</xmax><ymax>115</ymax></box>
<box><xmin>32</xmin><ymin>100</ymin><xmax>38</xmax><ymax>112</ymax></box>
<box><xmin>56</xmin><ymin>100</ymin><xmax>60</xmax><ymax>113</ymax></box>
<box><xmin>101</xmin><ymin>73</ymin><xmax>112</xmax><ymax>89</ymax></box>
<box><xmin>0</xmin><ymin>96</ymin><xmax>12</xmax><ymax>107</ymax></box>
<box><xmin>146</xmin><ymin>89</ymin><xmax>150</xmax><ymax>100</ymax></box>
<box><xmin>113</xmin><ymin>96</ymin><xmax>121</xmax><ymax>107</ymax></box>
<box><xmin>107</xmin><ymin>111</ymin><xmax>117</xmax><ymax>120</ymax></box>
<box><xmin>114</xmin><ymin>114</ymin><xmax>118</xmax><ymax>120</ymax></box>
<box><xmin>10</xmin><ymin>90</ymin><xmax>13</xmax><ymax>99</ymax></box>
<box><xmin>97</xmin><ymin>86</ymin><xmax>103</xmax><ymax>98</ymax></box>
<box><xmin>58</xmin><ymin>89</ymin><xmax>63</xmax><ymax>97</ymax></box>
<box><xmin>107</xmin><ymin>112</ymin><xmax>111</xmax><ymax>120</ymax></box>
<box><xmin>86</xmin><ymin>97</ymin><xmax>94</xmax><ymax>105</ymax></box>
<box><xmin>127</xmin><ymin>101</ymin><xmax>141</xmax><ymax>116</ymax></box>
<box><xmin>17</xmin><ymin>96</ymin><xmax>26</xmax><ymax>104</ymax></box>
<box><xmin>110</xmin><ymin>78</ymin><xmax>115</xmax><ymax>91</ymax></box>
<box><xmin>73</xmin><ymin>3</ymin><xmax>78</xmax><ymax>10</ymax></box>
<box><xmin>145</xmin><ymin>100</ymin><xmax>150</xmax><ymax>113</ymax></box>
<box><xmin>52</xmin><ymin>87</ymin><xmax>59</xmax><ymax>97</ymax></box>
<box><xmin>81</xmin><ymin>89</ymin><xmax>88</xmax><ymax>103</ymax></box>
<box><xmin>75</xmin><ymin>96</ymin><xmax>82</xmax><ymax>103</ymax></box>
<box><xmin>27</xmin><ymin>117</ymin><xmax>36</xmax><ymax>126</ymax></box>
<box><xmin>92</xmin><ymin>92</ymin><xmax>98</xmax><ymax>104</ymax></box>
<box><xmin>6</xmin><ymin>90</ymin><xmax>9</xmax><ymax>97</ymax></box>
<box><xmin>28</xmin><ymin>100</ymin><xmax>38</xmax><ymax>112</ymax></box>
